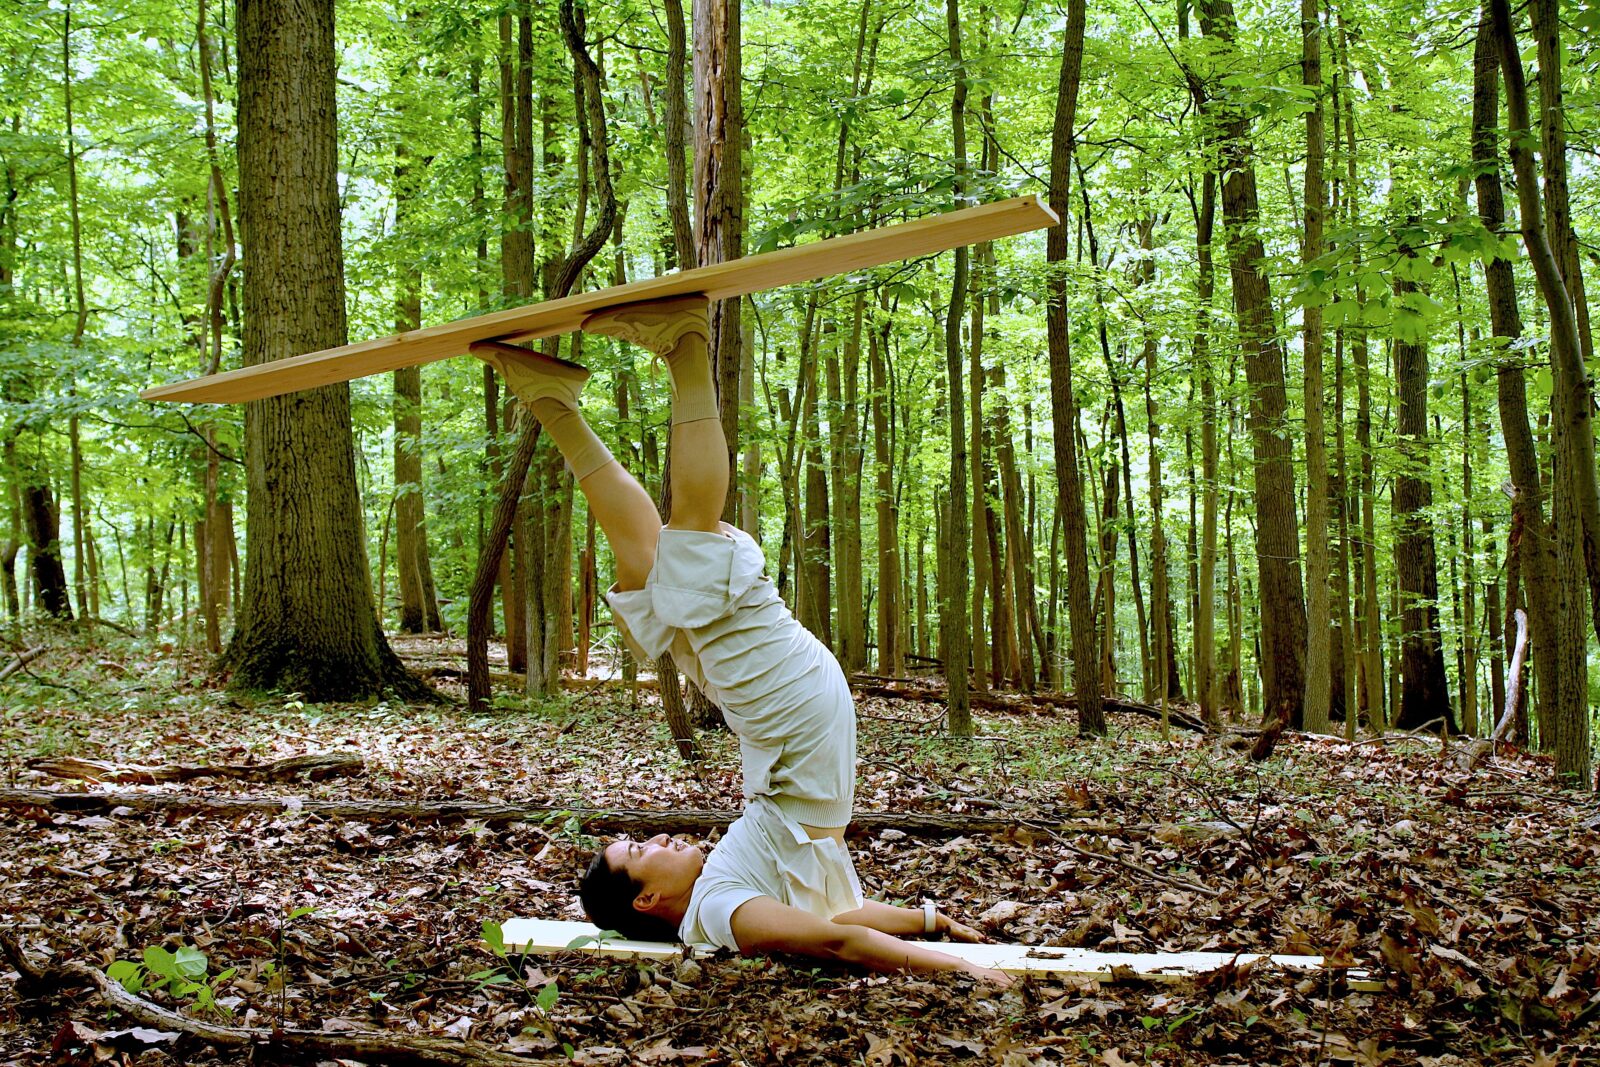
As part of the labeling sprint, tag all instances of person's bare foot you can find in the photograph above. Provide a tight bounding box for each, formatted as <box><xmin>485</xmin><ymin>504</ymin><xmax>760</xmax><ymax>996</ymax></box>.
<box><xmin>581</xmin><ymin>294</ymin><xmax>709</xmax><ymax>358</ymax></box>
<box><xmin>469</xmin><ymin>340</ymin><xmax>590</xmax><ymax>407</ymax></box>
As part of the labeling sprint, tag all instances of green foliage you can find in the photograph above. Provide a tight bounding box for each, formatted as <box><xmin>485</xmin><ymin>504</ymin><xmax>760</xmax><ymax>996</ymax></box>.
<box><xmin>105</xmin><ymin>944</ymin><xmax>236</xmax><ymax>1018</ymax></box>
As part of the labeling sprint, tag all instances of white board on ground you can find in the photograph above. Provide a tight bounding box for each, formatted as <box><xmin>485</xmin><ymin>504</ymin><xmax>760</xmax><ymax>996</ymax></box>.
<box><xmin>498</xmin><ymin>917</ymin><xmax>1380</xmax><ymax>991</ymax></box>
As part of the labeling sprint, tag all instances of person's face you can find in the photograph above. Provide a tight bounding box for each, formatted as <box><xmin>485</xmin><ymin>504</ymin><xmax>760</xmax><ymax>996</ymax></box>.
<box><xmin>604</xmin><ymin>833</ymin><xmax>704</xmax><ymax>914</ymax></box>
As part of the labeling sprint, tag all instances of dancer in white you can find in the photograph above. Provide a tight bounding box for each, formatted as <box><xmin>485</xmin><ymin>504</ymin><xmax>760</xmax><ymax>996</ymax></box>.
<box><xmin>481</xmin><ymin>294</ymin><xmax>1003</xmax><ymax>982</ymax></box>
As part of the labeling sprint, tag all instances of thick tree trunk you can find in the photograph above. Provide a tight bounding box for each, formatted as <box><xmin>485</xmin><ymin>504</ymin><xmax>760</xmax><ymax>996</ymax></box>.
<box><xmin>1198</xmin><ymin>0</ymin><xmax>1308</xmax><ymax>753</ymax></box>
<box><xmin>1300</xmin><ymin>0</ymin><xmax>1332</xmax><ymax>734</ymax></box>
<box><xmin>1043</xmin><ymin>3</ymin><xmax>1100</xmax><ymax>737</ymax></box>
<box><xmin>222</xmin><ymin>0</ymin><xmax>427</xmax><ymax>701</ymax></box>
<box><xmin>1486</xmin><ymin>0</ymin><xmax>1591</xmax><ymax>785</ymax></box>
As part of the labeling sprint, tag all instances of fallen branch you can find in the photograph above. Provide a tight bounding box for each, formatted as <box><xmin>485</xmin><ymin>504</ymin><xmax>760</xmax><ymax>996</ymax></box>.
<box><xmin>1454</xmin><ymin>609</ymin><xmax>1532</xmax><ymax>774</ymax></box>
<box><xmin>0</xmin><ymin>644</ymin><xmax>47</xmax><ymax>683</ymax></box>
<box><xmin>0</xmin><ymin>933</ymin><xmax>557</xmax><ymax>1067</ymax></box>
<box><xmin>26</xmin><ymin>752</ymin><xmax>363</xmax><ymax>785</ymax></box>
<box><xmin>1351</xmin><ymin>718</ymin><xmax>1446</xmax><ymax>748</ymax></box>
<box><xmin>0</xmin><ymin>787</ymin><xmax>1099</xmax><ymax>839</ymax></box>
<box><xmin>853</xmin><ymin>679</ymin><xmax>1210</xmax><ymax>734</ymax></box>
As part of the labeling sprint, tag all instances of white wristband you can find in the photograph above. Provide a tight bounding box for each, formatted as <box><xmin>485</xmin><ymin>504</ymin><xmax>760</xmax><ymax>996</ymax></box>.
<box><xmin>923</xmin><ymin>900</ymin><xmax>938</xmax><ymax>935</ymax></box>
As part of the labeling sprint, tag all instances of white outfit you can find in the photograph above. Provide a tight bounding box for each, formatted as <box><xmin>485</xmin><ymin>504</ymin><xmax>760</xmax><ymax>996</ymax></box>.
<box><xmin>605</xmin><ymin>523</ymin><xmax>863</xmax><ymax>952</ymax></box>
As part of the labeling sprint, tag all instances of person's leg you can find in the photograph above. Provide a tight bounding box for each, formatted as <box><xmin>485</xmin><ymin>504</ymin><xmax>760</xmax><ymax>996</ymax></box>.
<box><xmin>529</xmin><ymin>398</ymin><xmax>660</xmax><ymax>591</ymax></box>
<box><xmin>581</xmin><ymin>296</ymin><xmax>727</xmax><ymax>533</ymax></box>
<box><xmin>471</xmin><ymin>340</ymin><xmax>660</xmax><ymax>591</ymax></box>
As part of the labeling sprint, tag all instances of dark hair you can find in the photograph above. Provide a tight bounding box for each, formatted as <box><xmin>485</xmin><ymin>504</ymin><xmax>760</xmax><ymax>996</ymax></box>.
<box><xmin>578</xmin><ymin>847</ymin><xmax>681</xmax><ymax>942</ymax></box>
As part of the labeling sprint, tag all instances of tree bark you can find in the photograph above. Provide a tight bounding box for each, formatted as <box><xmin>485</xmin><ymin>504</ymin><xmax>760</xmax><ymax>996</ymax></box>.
<box><xmin>391</xmin><ymin>139</ymin><xmax>441</xmax><ymax>635</ymax></box>
<box><xmin>692</xmin><ymin>0</ymin><xmax>743</xmax><ymax>526</ymax></box>
<box><xmin>1391</xmin><ymin>267</ymin><xmax>1455</xmax><ymax>731</ymax></box>
<box><xmin>1300</xmin><ymin>0</ymin><xmax>1332</xmax><ymax>734</ymax></box>
<box><xmin>1198</xmin><ymin>0</ymin><xmax>1308</xmax><ymax>754</ymax></box>
<box><xmin>1045</xmin><ymin>0</ymin><xmax>1102</xmax><ymax>735</ymax></box>
<box><xmin>468</xmin><ymin>0</ymin><xmax>616</xmax><ymax>710</ymax></box>
<box><xmin>1194</xmin><ymin>169</ymin><xmax>1221</xmax><ymax>728</ymax></box>
<box><xmin>1486</xmin><ymin>0</ymin><xmax>1591</xmax><ymax>786</ymax></box>
<box><xmin>941</xmin><ymin>0</ymin><xmax>972</xmax><ymax>737</ymax></box>
<box><xmin>870</xmin><ymin>296</ymin><xmax>902</xmax><ymax>676</ymax></box>
<box><xmin>221</xmin><ymin>0</ymin><xmax>428</xmax><ymax>701</ymax></box>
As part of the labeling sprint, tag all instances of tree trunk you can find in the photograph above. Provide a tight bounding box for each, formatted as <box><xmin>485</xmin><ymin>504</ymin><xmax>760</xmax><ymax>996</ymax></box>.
<box><xmin>1043</xmin><ymin>0</ymin><xmax>1100</xmax><ymax>735</ymax></box>
<box><xmin>495</xmin><ymin>8</ymin><xmax>535</xmax><ymax>674</ymax></box>
<box><xmin>1338</xmin><ymin>12</ymin><xmax>1384</xmax><ymax>731</ymax></box>
<box><xmin>942</xmin><ymin>0</ymin><xmax>972</xmax><ymax>735</ymax></box>
<box><xmin>1198</xmin><ymin>0</ymin><xmax>1309</xmax><ymax>753</ymax></box>
<box><xmin>1194</xmin><ymin>169</ymin><xmax>1221</xmax><ymax>727</ymax></box>
<box><xmin>1486</xmin><ymin>0</ymin><xmax>1591</xmax><ymax>785</ymax></box>
<box><xmin>1045</xmin><ymin>31</ymin><xmax>1098</xmax><ymax>724</ymax></box>
<box><xmin>1391</xmin><ymin>268</ymin><xmax>1455</xmax><ymax>731</ymax></box>
<box><xmin>692</xmin><ymin>0</ymin><xmax>743</xmax><ymax>526</ymax></box>
<box><xmin>870</xmin><ymin>297</ymin><xmax>901</xmax><ymax>676</ymax></box>
<box><xmin>468</xmin><ymin>0</ymin><xmax>616</xmax><ymax>710</ymax></box>
<box><xmin>222</xmin><ymin>0</ymin><xmax>427</xmax><ymax>701</ymax></box>
<box><xmin>1301</xmin><ymin>0</ymin><xmax>1332</xmax><ymax>735</ymax></box>
<box><xmin>800</xmin><ymin>317</ymin><xmax>832</xmax><ymax>647</ymax></box>
<box><xmin>830</xmin><ymin>295</ymin><xmax>867</xmax><ymax>673</ymax></box>
<box><xmin>392</xmin><ymin>143</ymin><xmax>440</xmax><ymax>635</ymax></box>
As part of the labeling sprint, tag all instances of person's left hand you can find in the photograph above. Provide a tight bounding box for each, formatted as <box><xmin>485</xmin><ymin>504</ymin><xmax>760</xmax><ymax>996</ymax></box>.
<box><xmin>937</xmin><ymin>912</ymin><xmax>987</xmax><ymax>943</ymax></box>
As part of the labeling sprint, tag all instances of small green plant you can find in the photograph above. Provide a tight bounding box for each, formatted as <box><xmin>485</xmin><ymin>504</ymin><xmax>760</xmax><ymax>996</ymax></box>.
<box><xmin>106</xmin><ymin>945</ymin><xmax>236</xmax><ymax>1018</ymax></box>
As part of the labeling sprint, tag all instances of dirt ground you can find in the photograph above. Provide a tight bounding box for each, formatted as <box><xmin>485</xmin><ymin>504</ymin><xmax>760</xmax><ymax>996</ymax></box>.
<box><xmin>1</xmin><ymin>632</ymin><xmax>1596</xmax><ymax>1065</ymax></box>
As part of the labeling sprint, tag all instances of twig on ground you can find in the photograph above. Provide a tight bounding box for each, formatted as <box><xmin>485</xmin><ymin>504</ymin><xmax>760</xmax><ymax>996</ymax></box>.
<box><xmin>1045</xmin><ymin>827</ymin><xmax>1221</xmax><ymax>899</ymax></box>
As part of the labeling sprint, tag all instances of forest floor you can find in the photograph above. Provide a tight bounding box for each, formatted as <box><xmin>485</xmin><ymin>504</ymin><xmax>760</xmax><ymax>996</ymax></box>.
<box><xmin>0</xmin><ymin>629</ymin><xmax>1597</xmax><ymax>1066</ymax></box>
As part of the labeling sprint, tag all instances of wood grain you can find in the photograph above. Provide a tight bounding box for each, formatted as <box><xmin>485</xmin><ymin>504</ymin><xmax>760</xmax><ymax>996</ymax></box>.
<box><xmin>141</xmin><ymin>196</ymin><xmax>1057</xmax><ymax>404</ymax></box>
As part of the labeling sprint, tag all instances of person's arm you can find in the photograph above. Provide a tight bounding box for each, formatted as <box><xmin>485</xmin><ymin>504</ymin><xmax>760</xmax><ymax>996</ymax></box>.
<box><xmin>830</xmin><ymin>899</ymin><xmax>986</xmax><ymax>942</ymax></box>
<box><xmin>729</xmin><ymin>895</ymin><xmax>1010</xmax><ymax>985</ymax></box>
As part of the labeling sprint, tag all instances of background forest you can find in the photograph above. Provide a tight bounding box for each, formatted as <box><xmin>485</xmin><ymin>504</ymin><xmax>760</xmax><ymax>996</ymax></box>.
<box><xmin>3</xmin><ymin>0</ymin><xmax>1599</xmax><ymax>789</ymax></box>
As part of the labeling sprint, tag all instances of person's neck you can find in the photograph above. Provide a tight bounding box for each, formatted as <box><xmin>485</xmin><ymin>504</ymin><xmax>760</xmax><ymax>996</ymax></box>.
<box><xmin>654</xmin><ymin>875</ymin><xmax>697</xmax><ymax>927</ymax></box>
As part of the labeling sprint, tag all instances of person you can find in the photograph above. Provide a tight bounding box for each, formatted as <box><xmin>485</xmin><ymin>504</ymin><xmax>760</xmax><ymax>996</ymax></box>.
<box><xmin>478</xmin><ymin>294</ymin><xmax>1007</xmax><ymax>984</ymax></box>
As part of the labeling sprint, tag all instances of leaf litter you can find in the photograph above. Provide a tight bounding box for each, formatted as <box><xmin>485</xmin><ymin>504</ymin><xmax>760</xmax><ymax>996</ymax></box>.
<box><xmin>0</xmin><ymin>633</ymin><xmax>1596</xmax><ymax>1064</ymax></box>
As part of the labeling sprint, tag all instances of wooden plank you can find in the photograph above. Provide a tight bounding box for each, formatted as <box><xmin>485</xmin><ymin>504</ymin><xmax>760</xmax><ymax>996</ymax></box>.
<box><xmin>498</xmin><ymin>917</ymin><xmax>1381</xmax><ymax>991</ymax></box>
<box><xmin>142</xmin><ymin>195</ymin><xmax>1057</xmax><ymax>405</ymax></box>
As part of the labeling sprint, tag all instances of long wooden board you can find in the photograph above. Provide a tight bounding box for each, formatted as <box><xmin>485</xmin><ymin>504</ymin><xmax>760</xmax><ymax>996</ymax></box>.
<box><xmin>142</xmin><ymin>195</ymin><xmax>1057</xmax><ymax>405</ymax></box>
<box><xmin>499</xmin><ymin>918</ymin><xmax>1381</xmax><ymax>991</ymax></box>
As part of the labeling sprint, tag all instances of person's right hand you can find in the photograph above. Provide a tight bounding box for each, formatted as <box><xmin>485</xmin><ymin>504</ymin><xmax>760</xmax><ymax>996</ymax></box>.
<box><xmin>960</xmin><ymin>961</ymin><xmax>1014</xmax><ymax>987</ymax></box>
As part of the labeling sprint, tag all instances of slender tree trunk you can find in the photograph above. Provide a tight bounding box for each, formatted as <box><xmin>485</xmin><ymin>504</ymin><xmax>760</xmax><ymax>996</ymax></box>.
<box><xmin>663</xmin><ymin>0</ymin><xmax>694</xmax><ymax>270</ymax></box>
<box><xmin>870</xmin><ymin>298</ymin><xmax>901</xmax><ymax>676</ymax></box>
<box><xmin>222</xmin><ymin>0</ymin><xmax>427</xmax><ymax>701</ymax></box>
<box><xmin>1198</xmin><ymin>0</ymin><xmax>1309</xmax><ymax>752</ymax></box>
<box><xmin>468</xmin><ymin>0</ymin><xmax>614</xmax><ymax>711</ymax></box>
<box><xmin>1194</xmin><ymin>170</ymin><xmax>1221</xmax><ymax>727</ymax></box>
<box><xmin>801</xmin><ymin>318</ymin><xmax>832</xmax><ymax>646</ymax></box>
<box><xmin>391</xmin><ymin>139</ymin><xmax>441</xmax><ymax>635</ymax></box>
<box><xmin>830</xmin><ymin>295</ymin><xmax>867</xmax><ymax>672</ymax></box>
<box><xmin>942</xmin><ymin>0</ymin><xmax>972</xmax><ymax>735</ymax></box>
<box><xmin>1456</xmin><ymin>282</ymin><xmax>1479</xmax><ymax>737</ymax></box>
<box><xmin>1301</xmin><ymin>0</ymin><xmax>1332</xmax><ymax>734</ymax></box>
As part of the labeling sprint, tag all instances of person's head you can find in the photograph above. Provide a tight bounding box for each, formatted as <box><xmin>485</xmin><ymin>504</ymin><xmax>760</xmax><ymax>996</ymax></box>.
<box><xmin>578</xmin><ymin>833</ymin><xmax>704</xmax><ymax>941</ymax></box>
